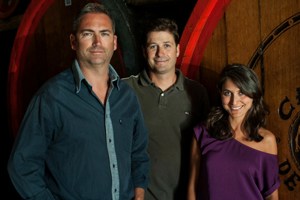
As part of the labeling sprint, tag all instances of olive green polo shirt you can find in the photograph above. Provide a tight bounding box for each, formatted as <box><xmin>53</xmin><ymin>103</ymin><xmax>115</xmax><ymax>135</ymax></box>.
<box><xmin>123</xmin><ymin>69</ymin><xmax>209</xmax><ymax>200</ymax></box>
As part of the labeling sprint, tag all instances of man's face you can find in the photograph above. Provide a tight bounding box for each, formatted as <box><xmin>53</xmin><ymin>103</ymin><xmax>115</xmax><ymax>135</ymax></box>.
<box><xmin>145</xmin><ymin>31</ymin><xmax>179</xmax><ymax>74</ymax></box>
<box><xmin>70</xmin><ymin>13</ymin><xmax>117</xmax><ymax>67</ymax></box>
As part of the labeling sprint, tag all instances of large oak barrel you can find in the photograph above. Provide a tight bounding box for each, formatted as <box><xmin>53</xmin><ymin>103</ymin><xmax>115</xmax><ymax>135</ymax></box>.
<box><xmin>194</xmin><ymin>1</ymin><xmax>300</xmax><ymax>199</ymax></box>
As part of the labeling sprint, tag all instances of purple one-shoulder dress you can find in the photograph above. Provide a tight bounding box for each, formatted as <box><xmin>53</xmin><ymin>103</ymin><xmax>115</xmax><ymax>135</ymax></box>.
<box><xmin>194</xmin><ymin>123</ymin><xmax>280</xmax><ymax>200</ymax></box>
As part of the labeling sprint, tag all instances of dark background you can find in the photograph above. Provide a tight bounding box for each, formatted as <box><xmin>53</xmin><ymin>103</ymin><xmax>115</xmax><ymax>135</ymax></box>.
<box><xmin>1</xmin><ymin>0</ymin><xmax>28</xmax><ymax>197</ymax></box>
<box><xmin>1</xmin><ymin>28</ymin><xmax>21</xmax><ymax>199</ymax></box>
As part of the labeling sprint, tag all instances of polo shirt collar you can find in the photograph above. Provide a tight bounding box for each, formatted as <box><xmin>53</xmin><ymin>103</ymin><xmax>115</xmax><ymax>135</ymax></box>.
<box><xmin>139</xmin><ymin>68</ymin><xmax>185</xmax><ymax>91</ymax></box>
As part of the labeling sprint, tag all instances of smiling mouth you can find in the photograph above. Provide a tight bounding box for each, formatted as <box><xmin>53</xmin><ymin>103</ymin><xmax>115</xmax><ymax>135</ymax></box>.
<box><xmin>90</xmin><ymin>50</ymin><xmax>104</xmax><ymax>54</ymax></box>
<box><xmin>155</xmin><ymin>59</ymin><xmax>167</xmax><ymax>63</ymax></box>
<box><xmin>231</xmin><ymin>105</ymin><xmax>243</xmax><ymax>110</ymax></box>
<box><xmin>90</xmin><ymin>47</ymin><xmax>105</xmax><ymax>53</ymax></box>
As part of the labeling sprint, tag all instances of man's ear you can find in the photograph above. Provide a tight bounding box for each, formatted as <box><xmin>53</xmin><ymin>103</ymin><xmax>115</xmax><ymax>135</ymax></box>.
<box><xmin>176</xmin><ymin>44</ymin><xmax>180</xmax><ymax>58</ymax></box>
<box><xmin>70</xmin><ymin>34</ymin><xmax>77</xmax><ymax>50</ymax></box>
<box><xmin>113</xmin><ymin>35</ymin><xmax>117</xmax><ymax>51</ymax></box>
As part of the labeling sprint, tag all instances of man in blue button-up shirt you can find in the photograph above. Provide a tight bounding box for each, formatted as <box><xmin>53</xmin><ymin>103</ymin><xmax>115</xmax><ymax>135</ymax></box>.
<box><xmin>7</xmin><ymin>3</ymin><xmax>149</xmax><ymax>200</ymax></box>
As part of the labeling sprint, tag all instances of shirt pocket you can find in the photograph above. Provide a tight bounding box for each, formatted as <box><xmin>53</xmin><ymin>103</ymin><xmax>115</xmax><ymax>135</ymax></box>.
<box><xmin>114</xmin><ymin>117</ymin><xmax>134</xmax><ymax>154</ymax></box>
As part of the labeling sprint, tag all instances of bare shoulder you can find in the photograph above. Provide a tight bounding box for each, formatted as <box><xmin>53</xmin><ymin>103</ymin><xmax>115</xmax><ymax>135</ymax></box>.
<box><xmin>259</xmin><ymin>128</ymin><xmax>278</xmax><ymax>155</ymax></box>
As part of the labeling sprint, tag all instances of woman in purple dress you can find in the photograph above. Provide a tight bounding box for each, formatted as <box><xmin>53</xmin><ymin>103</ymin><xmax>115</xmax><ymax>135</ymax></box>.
<box><xmin>188</xmin><ymin>64</ymin><xmax>280</xmax><ymax>200</ymax></box>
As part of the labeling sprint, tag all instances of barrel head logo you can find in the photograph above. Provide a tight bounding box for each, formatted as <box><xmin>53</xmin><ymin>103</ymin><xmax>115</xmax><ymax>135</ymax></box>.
<box><xmin>289</xmin><ymin>111</ymin><xmax>300</xmax><ymax>171</ymax></box>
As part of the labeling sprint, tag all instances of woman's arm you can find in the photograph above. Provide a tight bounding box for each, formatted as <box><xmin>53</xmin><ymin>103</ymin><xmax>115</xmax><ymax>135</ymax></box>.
<box><xmin>187</xmin><ymin>136</ymin><xmax>201</xmax><ymax>200</ymax></box>
<box><xmin>265</xmin><ymin>189</ymin><xmax>278</xmax><ymax>200</ymax></box>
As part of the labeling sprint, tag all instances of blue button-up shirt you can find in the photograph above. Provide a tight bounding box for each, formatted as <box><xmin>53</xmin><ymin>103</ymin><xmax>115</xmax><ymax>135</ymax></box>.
<box><xmin>8</xmin><ymin>60</ymin><xmax>149</xmax><ymax>200</ymax></box>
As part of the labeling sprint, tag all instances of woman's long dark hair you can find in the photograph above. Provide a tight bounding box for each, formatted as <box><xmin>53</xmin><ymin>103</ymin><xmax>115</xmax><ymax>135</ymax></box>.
<box><xmin>206</xmin><ymin>64</ymin><xmax>269</xmax><ymax>141</ymax></box>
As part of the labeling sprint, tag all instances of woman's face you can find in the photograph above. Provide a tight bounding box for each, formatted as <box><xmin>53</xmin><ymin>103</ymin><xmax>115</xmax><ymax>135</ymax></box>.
<box><xmin>221</xmin><ymin>78</ymin><xmax>253</xmax><ymax>120</ymax></box>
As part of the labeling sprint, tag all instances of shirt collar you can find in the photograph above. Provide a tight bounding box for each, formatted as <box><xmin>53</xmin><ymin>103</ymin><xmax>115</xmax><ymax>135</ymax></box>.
<box><xmin>139</xmin><ymin>68</ymin><xmax>185</xmax><ymax>91</ymax></box>
<box><xmin>72</xmin><ymin>59</ymin><xmax>120</xmax><ymax>93</ymax></box>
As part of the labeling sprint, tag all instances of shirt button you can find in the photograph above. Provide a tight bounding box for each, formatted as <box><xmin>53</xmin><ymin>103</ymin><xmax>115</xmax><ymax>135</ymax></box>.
<box><xmin>161</xmin><ymin>93</ymin><xmax>164</xmax><ymax>96</ymax></box>
<box><xmin>119</xmin><ymin>119</ymin><xmax>122</xmax><ymax>124</ymax></box>
<box><xmin>109</xmin><ymin>139</ymin><xmax>112</xmax><ymax>143</ymax></box>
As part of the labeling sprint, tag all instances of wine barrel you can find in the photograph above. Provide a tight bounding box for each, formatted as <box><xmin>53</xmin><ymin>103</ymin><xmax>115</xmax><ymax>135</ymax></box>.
<box><xmin>195</xmin><ymin>1</ymin><xmax>300</xmax><ymax>199</ymax></box>
<box><xmin>7</xmin><ymin>0</ymin><xmax>141</xmax><ymax>138</ymax></box>
<box><xmin>177</xmin><ymin>0</ymin><xmax>232</xmax><ymax>79</ymax></box>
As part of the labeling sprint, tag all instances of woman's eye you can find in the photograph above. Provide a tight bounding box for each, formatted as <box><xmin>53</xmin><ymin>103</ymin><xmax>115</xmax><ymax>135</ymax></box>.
<box><xmin>238</xmin><ymin>91</ymin><xmax>245</xmax><ymax>96</ymax></box>
<box><xmin>223</xmin><ymin>91</ymin><xmax>231</xmax><ymax>96</ymax></box>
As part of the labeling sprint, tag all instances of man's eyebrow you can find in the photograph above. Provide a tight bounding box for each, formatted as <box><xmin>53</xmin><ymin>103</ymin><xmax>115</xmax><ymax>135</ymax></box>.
<box><xmin>79</xmin><ymin>29</ymin><xmax>93</xmax><ymax>33</ymax></box>
<box><xmin>99</xmin><ymin>29</ymin><xmax>112</xmax><ymax>33</ymax></box>
<box><xmin>79</xmin><ymin>29</ymin><xmax>112</xmax><ymax>33</ymax></box>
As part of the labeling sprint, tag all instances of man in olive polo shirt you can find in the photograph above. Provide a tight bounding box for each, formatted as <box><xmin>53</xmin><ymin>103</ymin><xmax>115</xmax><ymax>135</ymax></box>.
<box><xmin>123</xmin><ymin>18</ymin><xmax>210</xmax><ymax>200</ymax></box>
